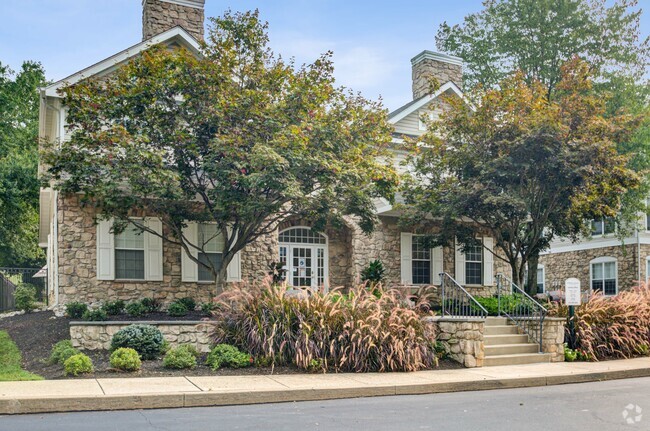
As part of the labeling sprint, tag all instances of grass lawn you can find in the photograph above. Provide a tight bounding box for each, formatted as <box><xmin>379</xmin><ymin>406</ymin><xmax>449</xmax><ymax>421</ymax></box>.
<box><xmin>0</xmin><ymin>330</ymin><xmax>42</xmax><ymax>381</ymax></box>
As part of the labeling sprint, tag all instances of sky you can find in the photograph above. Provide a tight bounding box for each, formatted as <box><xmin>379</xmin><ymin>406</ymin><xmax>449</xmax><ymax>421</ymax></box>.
<box><xmin>0</xmin><ymin>0</ymin><xmax>648</xmax><ymax>111</ymax></box>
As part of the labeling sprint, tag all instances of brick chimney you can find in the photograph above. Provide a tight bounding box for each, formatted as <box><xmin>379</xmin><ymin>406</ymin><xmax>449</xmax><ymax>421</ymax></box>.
<box><xmin>411</xmin><ymin>50</ymin><xmax>463</xmax><ymax>100</ymax></box>
<box><xmin>142</xmin><ymin>0</ymin><xmax>205</xmax><ymax>41</ymax></box>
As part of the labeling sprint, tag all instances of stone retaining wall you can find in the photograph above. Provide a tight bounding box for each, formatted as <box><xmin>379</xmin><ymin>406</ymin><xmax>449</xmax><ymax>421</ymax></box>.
<box><xmin>426</xmin><ymin>316</ymin><xmax>485</xmax><ymax>368</ymax></box>
<box><xmin>526</xmin><ymin>317</ymin><xmax>566</xmax><ymax>362</ymax></box>
<box><xmin>70</xmin><ymin>321</ymin><xmax>213</xmax><ymax>353</ymax></box>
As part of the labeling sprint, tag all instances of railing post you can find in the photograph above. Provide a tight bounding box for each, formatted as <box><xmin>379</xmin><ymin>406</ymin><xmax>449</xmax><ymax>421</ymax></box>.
<box><xmin>440</xmin><ymin>272</ymin><xmax>445</xmax><ymax>317</ymax></box>
<box><xmin>496</xmin><ymin>274</ymin><xmax>502</xmax><ymax>316</ymax></box>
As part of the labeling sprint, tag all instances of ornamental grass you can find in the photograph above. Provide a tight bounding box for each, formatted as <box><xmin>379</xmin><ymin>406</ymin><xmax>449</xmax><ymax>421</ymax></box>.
<box><xmin>209</xmin><ymin>279</ymin><xmax>437</xmax><ymax>373</ymax></box>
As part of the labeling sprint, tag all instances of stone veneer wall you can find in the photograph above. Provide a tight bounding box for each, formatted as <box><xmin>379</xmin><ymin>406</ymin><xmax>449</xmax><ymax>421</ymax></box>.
<box><xmin>426</xmin><ymin>316</ymin><xmax>485</xmax><ymax>367</ymax></box>
<box><xmin>412</xmin><ymin>57</ymin><xmax>462</xmax><ymax>99</ymax></box>
<box><xmin>527</xmin><ymin>317</ymin><xmax>566</xmax><ymax>362</ymax></box>
<box><xmin>539</xmin><ymin>244</ymin><xmax>640</xmax><ymax>293</ymax></box>
<box><xmin>142</xmin><ymin>0</ymin><xmax>204</xmax><ymax>41</ymax></box>
<box><xmin>70</xmin><ymin>321</ymin><xmax>213</xmax><ymax>353</ymax></box>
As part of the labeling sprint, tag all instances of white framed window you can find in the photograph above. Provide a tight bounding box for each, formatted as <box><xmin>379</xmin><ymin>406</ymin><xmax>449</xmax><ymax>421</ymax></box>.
<box><xmin>278</xmin><ymin>227</ymin><xmax>328</xmax><ymax>288</ymax></box>
<box><xmin>412</xmin><ymin>236</ymin><xmax>432</xmax><ymax>285</ymax></box>
<box><xmin>400</xmin><ymin>233</ymin><xmax>443</xmax><ymax>285</ymax></box>
<box><xmin>536</xmin><ymin>265</ymin><xmax>545</xmax><ymax>293</ymax></box>
<box><xmin>115</xmin><ymin>224</ymin><xmax>145</xmax><ymax>280</ymax></box>
<box><xmin>197</xmin><ymin>223</ymin><xmax>225</xmax><ymax>282</ymax></box>
<box><xmin>590</xmin><ymin>257</ymin><xmax>617</xmax><ymax>296</ymax></box>
<box><xmin>418</xmin><ymin>110</ymin><xmax>435</xmax><ymax>131</ymax></box>
<box><xmin>464</xmin><ymin>241</ymin><xmax>483</xmax><ymax>285</ymax></box>
<box><xmin>591</xmin><ymin>218</ymin><xmax>615</xmax><ymax>236</ymax></box>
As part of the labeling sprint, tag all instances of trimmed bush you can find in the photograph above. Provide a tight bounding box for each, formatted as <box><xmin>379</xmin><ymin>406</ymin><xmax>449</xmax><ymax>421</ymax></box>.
<box><xmin>110</xmin><ymin>347</ymin><xmax>142</xmax><ymax>371</ymax></box>
<box><xmin>110</xmin><ymin>324</ymin><xmax>165</xmax><ymax>360</ymax></box>
<box><xmin>210</xmin><ymin>281</ymin><xmax>437</xmax><ymax>372</ymax></box>
<box><xmin>66</xmin><ymin>302</ymin><xmax>88</xmax><ymax>319</ymax></box>
<box><xmin>125</xmin><ymin>301</ymin><xmax>147</xmax><ymax>317</ymax></box>
<box><xmin>14</xmin><ymin>284</ymin><xmax>37</xmax><ymax>312</ymax></box>
<box><xmin>102</xmin><ymin>300</ymin><xmax>125</xmax><ymax>316</ymax></box>
<box><xmin>141</xmin><ymin>298</ymin><xmax>160</xmax><ymax>313</ymax></box>
<box><xmin>177</xmin><ymin>297</ymin><xmax>196</xmax><ymax>311</ymax></box>
<box><xmin>206</xmin><ymin>344</ymin><xmax>251</xmax><ymax>370</ymax></box>
<box><xmin>82</xmin><ymin>308</ymin><xmax>108</xmax><ymax>322</ymax></box>
<box><xmin>163</xmin><ymin>345</ymin><xmax>197</xmax><ymax>369</ymax></box>
<box><xmin>49</xmin><ymin>340</ymin><xmax>80</xmax><ymax>365</ymax></box>
<box><xmin>167</xmin><ymin>301</ymin><xmax>188</xmax><ymax>317</ymax></box>
<box><xmin>64</xmin><ymin>353</ymin><xmax>93</xmax><ymax>376</ymax></box>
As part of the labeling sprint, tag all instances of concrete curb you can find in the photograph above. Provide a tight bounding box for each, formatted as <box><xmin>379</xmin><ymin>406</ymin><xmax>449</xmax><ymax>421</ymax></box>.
<box><xmin>2</xmin><ymin>365</ymin><xmax>650</xmax><ymax>415</ymax></box>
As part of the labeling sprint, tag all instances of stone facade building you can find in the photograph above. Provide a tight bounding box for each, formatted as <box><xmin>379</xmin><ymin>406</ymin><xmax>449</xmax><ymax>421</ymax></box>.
<box><xmin>39</xmin><ymin>0</ymin><xmax>506</xmax><ymax>308</ymax></box>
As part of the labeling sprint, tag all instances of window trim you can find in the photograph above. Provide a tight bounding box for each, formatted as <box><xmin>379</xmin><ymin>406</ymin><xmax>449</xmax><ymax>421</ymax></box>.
<box><xmin>197</xmin><ymin>222</ymin><xmax>226</xmax><ymax>283</ymax></box>
<box><xmin>411</xmin><ymin>235</ymin><xmax>432</xmax><ymax>285</ymax></box>
<box><xmin>589</xmin><ymin>256</ymin><xmax>618</xmax><ymax>296</ymax></box>
<box><xmin>536</xmin><ymin>265</ymin><xmax>545</xmax><ymax>294</ymax></box>
<box><xmin>464</xmin><ymin>241</ymin><xmax>483</xmax><ymax>286</ymax></box>
<box><xmin>591</xmin><ymin>218</ymin><xmax>616</xmax><ymax>237</ymax></box>
<box><xmin>114</xmin><ymin>219</ymin><xmax>146</xmax><ymax>281</ymax></box>
<box><xmin>278</xmin><ymin>226</ymin><xmax>329</xmax><ymax>289</ymax></box>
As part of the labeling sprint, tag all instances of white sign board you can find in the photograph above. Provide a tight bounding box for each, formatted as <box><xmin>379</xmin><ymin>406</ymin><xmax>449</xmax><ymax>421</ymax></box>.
<box><xmin>565</xmin><ymin>278</ymin><xmax>581</xmax><ymax>306</ymax></box>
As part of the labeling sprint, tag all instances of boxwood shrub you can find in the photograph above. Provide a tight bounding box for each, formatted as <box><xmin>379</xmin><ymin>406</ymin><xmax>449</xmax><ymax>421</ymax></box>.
<box><xmin>49</xmin><ymin>340</ymin><xmax>80</xmax><ymax>365</ymax></box>
<box><xmin>64</xmin><ymin>353</ymin><xmax>94</xmax><ymax>376</ymax></box>
<box><xmin>163</xmin><ymin>345</ymin><xmax>198</xmax><ymax>369</ymax></box>
<box><xmin>110</xmin><ymin>347</ymin><xmax>142</xmax><ymax>371</ymax></box>
<box><xmin>206</xmin><ymin>344</ymin><xmax>251</xmax><ymax>370</ymax></box>
<box><xmin>65</xmin><ymin>301</ymin><xmax>88</xmax><ymax>319</ymax></box>
<box><xmin>110</xmin><ymin>324</ymin><xmax>165</xmax><ymax>360</ymax></box>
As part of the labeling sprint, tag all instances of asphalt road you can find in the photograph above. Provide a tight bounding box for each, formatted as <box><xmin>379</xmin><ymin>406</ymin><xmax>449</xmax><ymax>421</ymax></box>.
<box><xmin>2</xmin><ymin>377</ymin><xmax>650</xmax><ymax>431</ymax></box>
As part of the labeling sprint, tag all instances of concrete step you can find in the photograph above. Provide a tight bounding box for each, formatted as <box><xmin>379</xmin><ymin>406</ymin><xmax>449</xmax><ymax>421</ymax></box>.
<box><xmin>485</xmin><ymin>343</ymin><xmax>539</xmax><ymax>356</ymax></box>
<box><xmin>484</xmin><ymin>334</ymin><xmax>530</xmax><ymax>346</ymax></box>
<box><xmin>484</xmin><ymin>317</ymin><xmax>508</xmax><ymax>326</ymax></box>
<box><xmin>484</xmin><ymin>325</ymin><xmax>519</xmax><ymax>336</ymax></box>
<box><xmin>484</xmin><ymin>353</ymin><xmax>551</xmax><ymax>367</ymax></box>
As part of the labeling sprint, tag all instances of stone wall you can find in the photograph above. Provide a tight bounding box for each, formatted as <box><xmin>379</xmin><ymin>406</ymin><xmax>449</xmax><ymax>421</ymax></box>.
<box><xmin>426</xmin><ymin>316</ymin><xmax>485</xmax><ymax>367</ymax></box>
<box><xmin>539</xmin><ymin>244</ymin><xmax>640</xmax><ymax>293</ymax></box>
<box><xmin>524</xmin><ymin>317</ymin><xmax>566</xmax><ymax>362</ymax></box>
<box><xmin>70</xmin><ymin>321</ymin><xmax>213</xmax><ymax>353</ymax></box>
<box><xmin>142</xmin><ymin>0</ymin><xmax>204</xmax><ymax>41</ymax></box>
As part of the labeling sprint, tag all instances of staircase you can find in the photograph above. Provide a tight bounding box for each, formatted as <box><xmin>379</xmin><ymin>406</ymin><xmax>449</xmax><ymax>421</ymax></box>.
<box><xmin>483</xmin><ymin>317</ymin><xmax>551</xmax><ymax>366</ymax></box>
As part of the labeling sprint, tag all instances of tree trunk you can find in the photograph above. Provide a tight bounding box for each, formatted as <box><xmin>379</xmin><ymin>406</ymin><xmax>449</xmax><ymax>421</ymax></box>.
<box><xmin>526</xmin><ymin>255</ymin><xmax>539</xmax><ymax>296</ymax></box>
<box><xmin>509</xmin><ymin>261</ymin><xmax>525</xmax><ymax>294</ymax></box>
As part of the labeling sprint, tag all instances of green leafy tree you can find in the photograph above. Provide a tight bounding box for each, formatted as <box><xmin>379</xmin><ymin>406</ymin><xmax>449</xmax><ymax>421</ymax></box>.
<box><xmin>402</xmin><ymin>59</ymin><xmax>641</xmax><ymax>294</ymax></box>
<box><xmin>44</xmin><ymin>10</ymin><xmax>398</xmax><ymax>289</ymax></box>
<box><xmin>0</xmin><ymin>61</ymin><xmax>47</xmax><ymax>267</ymax></box>
<box><xmin>436</xmin><ymin>0</ymin><xmax>649</xmax><ymax>96</ymax></box>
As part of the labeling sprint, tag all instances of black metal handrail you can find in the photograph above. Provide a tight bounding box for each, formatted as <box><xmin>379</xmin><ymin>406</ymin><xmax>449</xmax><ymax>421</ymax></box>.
<box><xmin>440</xmin><ymin>272</ymin><xmax>488</xmax><ymax>318</ymax></box>
<box><xmin>496</xmin><ymin>273</ymin><xmax>547</xmax><ymax>352</ymax></box>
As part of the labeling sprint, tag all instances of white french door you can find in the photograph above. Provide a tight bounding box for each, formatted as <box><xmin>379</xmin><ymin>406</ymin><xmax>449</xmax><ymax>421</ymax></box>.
<box><xmin>278</xmin><ymin>227</ymin><xmax>328</xmax><ymax>290</ymax></box>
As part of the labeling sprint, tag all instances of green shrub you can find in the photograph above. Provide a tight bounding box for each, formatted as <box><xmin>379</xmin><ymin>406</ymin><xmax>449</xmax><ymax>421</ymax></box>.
<box><xmin>102</xmin><ymin>300</ymin><xmax>125</xmax><ymax>316</ymax></box>
<box><xmin>48</xmin><ymin>340</ymin><xmax>80</xmax><ymax>365</ymax></box>
<box><xmin>125</xmin><ymin>301</ymin><xmax>147</xmax><ymax>317</ymax></box>
<box><xmin>64</xmin><ymin>353</ymin><xmax>93</xmax><ymax>376</ymax></box>
<box><xmin>65</xmin><ymin>302</ymin><xmax>88</xmax><ymax>319</ymax></box>
<box><xmin>110</xmin><ymin>324</ymin><xmax>165</xmax><ymax>360</ymax></box>
<box><xmin>361</xmin><ymin>259</ymin><xmax>385</xmax><ymax>286</ymax></box>
<box><xmin>206</xmin><ymin>344</ymin><xmax>251</xmax><ymax>370</ymax></box>
<box><xmin>177</xmin><ymin>297</ymin><xmax>196</xmax><ymax>311</ymax></box>
<box><xmin>82</xmin><ymin>308</ymin><xmax>108</xmax><ymax>321</ymax></box>
<box><xmin>564</xmin><ymin>344</ymin><xmax>578</xmax><ymax>362</ymax></box>
<box><xmin>167</xmin><ymin>301</ymin><xmax>188</xmax><ymax>317</ymax></box>
<box><xmin>163</xmin><ymin>345</ymin><xmax>198</xmax><ymax>369</ymax></box>
<box><xmin>13</xmin><ymin>284</ymin><xmax>37</xmax><ymax>312</ymax></box>
<box><xmin>140</xmin><ymin>297</ymin><xmax>160</xmax><ymax>313</ymax></box>
<box><xmin>110</xmin><ymin>347</ymin><xmax>142</xmax><ymax>371</ymax></box>
<box><xmin>200</xmin><ymin>302</ymin><xmax>217</xmax><ymax>316</ymax></box>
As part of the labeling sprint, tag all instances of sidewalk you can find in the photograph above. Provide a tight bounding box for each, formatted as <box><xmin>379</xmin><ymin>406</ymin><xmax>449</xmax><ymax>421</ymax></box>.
<box><xmin>2</xmin><ymin>358</ymin><xmax>650</xmax><ymax>415</ymax></box>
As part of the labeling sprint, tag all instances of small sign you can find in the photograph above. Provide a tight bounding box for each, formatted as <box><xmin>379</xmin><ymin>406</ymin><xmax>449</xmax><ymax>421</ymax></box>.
<box><xmin>565</xmin><ymin>278</ymin><xmax>581</xmax><ymax>306</ymax></box>
<box><xmin>299</xmin><ymin>258</ymin><xmax>306</xmax><ymax>268</ymax></box>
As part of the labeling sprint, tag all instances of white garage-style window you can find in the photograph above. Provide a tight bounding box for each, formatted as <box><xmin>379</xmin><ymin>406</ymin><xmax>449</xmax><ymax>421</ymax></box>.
<box><xmin>278</xmin><ymin>227</ymin><xmax>328</xmax><ymax>289</ymax></box>
<box><xmin>400</xmin><ymin>233</ymin><xmax>443</xmax><ymax>285</ymax></box>
<box><xmin>180</xmin><ymin>222</ymin><xmax>241</xmax><ymax>283</ymax></box>
<box><xmin>590</xmin><ymin>257</ymin><xmax>617</xmax><ymax>296</ymax></box>
<box><xmin>96</xmin><ymin>218</ymin><xmax>163</xmax><ymax>281</ymax></box>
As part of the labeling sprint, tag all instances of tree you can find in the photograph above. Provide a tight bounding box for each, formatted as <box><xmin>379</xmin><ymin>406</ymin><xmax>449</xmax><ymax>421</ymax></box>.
<box><xmin>401</xmin><ymin>59</ymin><xmax>641</xmax><ymax>294</ymax></box>
<box><xmin>436</xmin><ymin>0</ymin><xmax>649</xmax><ymax>97</ymax></box>
<box><xmin>0</xmin><ymin>61</ymin><xmax>47</xmax><ymax>267</ymax></box>
<box><xmin>44</xmin><ymin>10</ymin><xmax>398</xmax><ymax>289</ymax></box>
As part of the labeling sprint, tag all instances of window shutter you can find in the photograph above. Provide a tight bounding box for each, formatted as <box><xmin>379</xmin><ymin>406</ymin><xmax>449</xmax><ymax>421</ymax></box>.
<box><xmin>181</xmin><ymin>222</ymin><xmax>198</xmax><ymax>282</ymax></box>
<box><xmin>400</xmin><ymin>233</ymin><xmax>412</xmax><ymax>284</ymax></box>
<box><xmin>432</xmin><ymin>246</ymin><xmax>444</xmax><ymax>285</ymax></box>
<box><xmin>483</xmin><ymin>236</ymin><xmax>494</xmax><ymax>286</ymax></box>
<box><xmin>455</xmin><ymin>238</ymin><xmax>465</xmax><ymax>285</ymax></box>
<box><xmin>96</xmin><ymin>218</ymin><xmax>115</xmax><ymax>280</ymax></box>
<box><xmin>226</xmin><ymin>227</ymin><xmax>242</xmax><ymax>282</ymax></box>
<box><xmin>144</xmin><ymin>218</ymin><xmax>163</xmax><ymax>281</ymax></box>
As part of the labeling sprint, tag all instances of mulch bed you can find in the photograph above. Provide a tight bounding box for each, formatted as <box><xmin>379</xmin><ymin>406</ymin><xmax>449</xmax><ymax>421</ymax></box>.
<box><xmin>75</xmin><ymin>311</ymin><xmax>210</xmax><ymax>322</ymax></box>
<box><xmin>0</xmin><ymin>310</ymin><xmax>461</xmax><ymax>380</ymax></box>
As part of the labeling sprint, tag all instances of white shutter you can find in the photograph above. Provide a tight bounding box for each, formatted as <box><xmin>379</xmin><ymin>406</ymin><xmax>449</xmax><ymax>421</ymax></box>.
<box><xmin>144</xmin><ymin>218</ymin><xmax>163</xmax><ymax>281</ymax></box>
<box><xmin>483</xmin><ymin>236</ymin><xmax>494</xmax><ymax>286</ymax></box>
<box><xmin>181</xmin><ymin>222</ymin><xmax>198</xmax><ymax>282</ymax></box>
<box><xmin>432</xmin><ymin>246</ymin><xmax>444</xmax><ymax>285</ymax></box>
<box><xmin>455</xmin><ymin>238</ymin><xmax>466</xmax><ymax>285</ymax></box>
<box><xmin>400</xmin><ymin>233</ymin><xmax>412</xmax><ymax>285</ymax></box>
<box><xmin>96</xmin><ymin>218</ymin><xmax>115</xmax><ymax>280</ymax></box>
<box><xmin>226</xmin><ymin>227</ymin><xmax>242</xmax><ymax>282</ymax></box>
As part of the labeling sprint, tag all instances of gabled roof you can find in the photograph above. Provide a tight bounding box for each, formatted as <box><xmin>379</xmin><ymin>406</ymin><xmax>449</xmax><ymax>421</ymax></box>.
<box><xmin>387</xmin><ymin>81</ymin><xmax>466</xmax><ymax>124</ymax></box>
<box><xmin>43</xmin><ymin>26</ymin><xmax>201</xmax><ymax>97</ymax></box>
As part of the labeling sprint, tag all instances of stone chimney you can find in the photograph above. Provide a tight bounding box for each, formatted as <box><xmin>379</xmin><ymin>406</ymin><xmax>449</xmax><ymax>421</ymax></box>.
<box><xmin>411</xmin><ymin>50</ymin><xmax>463</xmax><ymax>100</ymax></box>
<box><xmin>142</xmin><ymin>0</ymin><xmax>205</xmax><ymax>41</ymax></box>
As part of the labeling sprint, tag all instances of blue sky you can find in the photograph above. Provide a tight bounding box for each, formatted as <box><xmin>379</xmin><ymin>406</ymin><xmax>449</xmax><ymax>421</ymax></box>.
<box><xmin>1</xmin><ymin>0</ymin><xmax>648</xmax><ymax>111</ymax></box>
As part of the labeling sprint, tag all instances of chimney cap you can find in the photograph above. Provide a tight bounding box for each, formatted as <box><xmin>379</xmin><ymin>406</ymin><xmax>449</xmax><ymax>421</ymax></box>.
<box><xmin>142</xmin><ymin>0</ymin><xmax>205</xmax><ymax>9</ymax></box>
<box><xmin>411</xmin><ymin>50</ymin><xmax>463</xmax><ymax>67</ymax></box>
